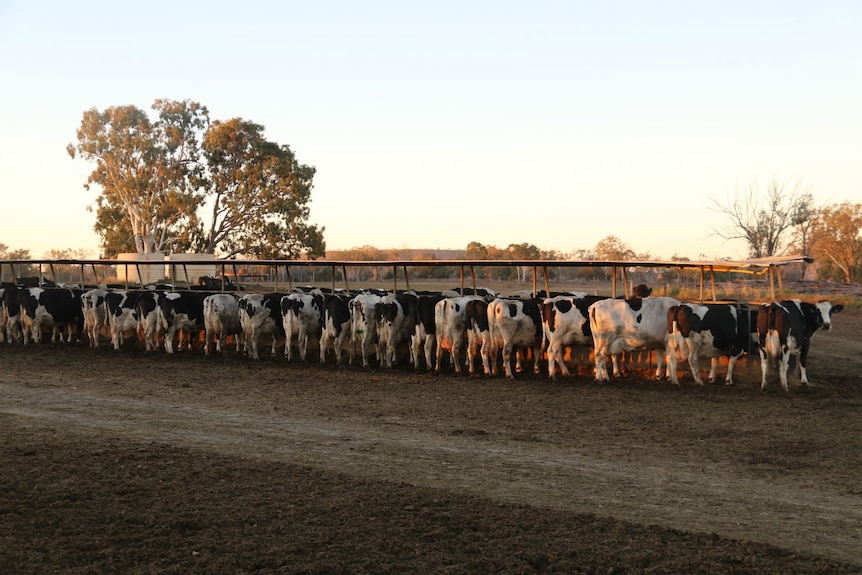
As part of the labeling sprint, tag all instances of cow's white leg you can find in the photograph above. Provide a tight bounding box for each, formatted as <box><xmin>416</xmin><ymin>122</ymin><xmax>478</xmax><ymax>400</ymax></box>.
<box><xmin>424</xmin><ymin>335</ymin><xmax>436</xmax><ymax>372</ymax></box>
<box><xmin>778</xmin><ymin>350</ymin><xmax>791</xmax><ymax>392</ymax></box>
<box><xmin>547</xmin><ymin>342</ymin><xmax>561</xmax><ymax>379</ymax></box>
<box><xmin>707</xmin><ymin>357</ymin><xmax>718</xmax><ymax>384</ymax></box>
<box><xmin>532</xmin><ymin>344</ymin><xmax>542</xmax><ymax>375</ymax></box>
<box><xmin>654</xmin><ymin>350</ymin><xmax>666</xmax><ymax>380</ymax></box>
<box><xmin>319</xmin><ymin>331</ymin><xmax>330</xmax><ymax>364</ymax></box>
<box><xmin>667</xmin><ymin>348</ymin><xmax>681</xmax><ymax>385</ymax></box>
<box><xmin>502</xmin><ymin>342</ymin><xmax>515</xmax><ymax>379</ymax></box>
<box><xmin>724</xmin><ymin>355</ymin><xmax>737</xmax><ymax>385</ymax></box>
<box><xmin>611</xmin><ymin>353</ymin><xmax>622</xmax><ymax>378</ymax></box>
<box><xmin>759</xmin><ymin>348</ymin><xmax>770</xmax><ymax>390</ymax></box>
<box><xmin>411</xmin><ymin>333</ymin><xmax>425</xmax><ymax>370</ymax></box>
<box><xmin>298</xmin><ymin>331</ymin><xmax>308</xmax><ymax>361</ymax></box>
<box><xmin>688</xmin><ymin>352</ymin><xmax>704</xmax><ymax>385</ymax></box>
<box><xmin>799</xmin><ymin>356</ymin><xmax>809</xmax><ymax>386</ymax></box>
<box><xmin>594</xmin><ymin>350</ymin><xmax>608</xmax><ymax>382</ymax></box>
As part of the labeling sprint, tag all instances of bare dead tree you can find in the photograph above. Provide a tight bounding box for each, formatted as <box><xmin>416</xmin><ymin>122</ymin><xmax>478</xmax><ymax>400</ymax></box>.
<box><xmin>708</xmin><ymin>176</ymin><xmax>815</xmax><ymax>258</ymax></box>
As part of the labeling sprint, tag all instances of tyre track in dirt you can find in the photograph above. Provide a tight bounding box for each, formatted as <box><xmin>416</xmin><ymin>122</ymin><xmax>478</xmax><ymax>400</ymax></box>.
<box><xmin>4</xmin><ymin>382</ymin><xmax>861</xmax><ymax>566</ymax></box>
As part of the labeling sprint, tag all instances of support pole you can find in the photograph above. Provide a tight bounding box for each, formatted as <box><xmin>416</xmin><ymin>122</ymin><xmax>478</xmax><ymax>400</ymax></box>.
<box><xmin>622</xmin><ymin>267</ymin><xmax>629</xmax><ymax>298</ymax></box>
<box><xmin>402</xmin><ymin>265</ymin><xmax>410</xmax><ymax>291</ymax></box>
<box><xmin>710</xmin><ymin>266</ymin><xmax>716</xmax><ymax>302</ymax></box>
<box><xmin>532</xmin><ymin>266</ymin><xmax>538</xmax><ymax>297</ymax></box>
<box><xmin>768</xmin><ymin>265</ymin><xmax>776</xmax><ymax>301</ymax></box>
<box><xmin>543</xmin><ymin>266</ymin><xmax>551</xmax><ymax>298</ymax></box>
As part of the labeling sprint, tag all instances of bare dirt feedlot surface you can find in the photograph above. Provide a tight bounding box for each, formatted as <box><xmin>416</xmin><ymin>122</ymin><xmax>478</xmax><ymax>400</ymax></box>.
<box><xmin>2</xmin><ymin>308</ymin><xmax>862</xmax><ymax>574</ymax></box>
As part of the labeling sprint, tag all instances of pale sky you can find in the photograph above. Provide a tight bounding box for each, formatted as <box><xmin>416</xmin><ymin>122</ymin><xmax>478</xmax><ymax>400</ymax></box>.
<box><xmin>1</xmin><ymin>1</ymin><xmax>860</xmax><ymax>261</ymax></box>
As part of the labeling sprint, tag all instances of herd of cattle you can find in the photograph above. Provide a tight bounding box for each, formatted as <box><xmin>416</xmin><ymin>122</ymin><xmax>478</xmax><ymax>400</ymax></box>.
<box><xmin>0</xmin><ymin>279</ymin><xmax>844</xmax><ymax>391</ymax></box>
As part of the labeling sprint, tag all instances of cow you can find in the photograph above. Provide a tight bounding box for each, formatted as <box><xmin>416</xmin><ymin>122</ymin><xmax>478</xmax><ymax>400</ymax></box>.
<box><xmin>197</xmin><ymin>275</ymin><xmax>238</xmax><ymax>291</ymax></box>
<box><xmin>589</xmin><ymin>296</ymin><xmax>681</xmax><ymax>381</ymax></box>
<box><xmin>281</xmin><ymin>290</ymin><xmax>325</xmax><ymax>361</ymax></box>
<box><xmin>375</xmin><ymin>292</ymin><xmax>418</xmax><ymax>368</ymax></box>
<box><xmin>159</xmin><ymin>292</ymin><xmax>207</xmax><ymax>353</ymax></box>
<box><xmin>0</xmin><ymin>287</ymin><xmax>6</xmax><ymax>343</ymax></box>
<box><xmin>104</xmin><ymin>290</ymin><xmax>143</xmax><ymax>350</ymax></box>
<box><xmin>757</xmin><ymin>299</ymin><xmax>843</xmax><ymax>391</ymax></box>
<box><xmin>80</xmin><ymin>288</ymin><xmax>108</xmax><ymax>348</ymax></box>
<box><xmin>319</xmin><ymin>294</ymin><xmax>353</xmax><ymax>364</ymax></box>
<box><xmin>202</xmin><ymin>293</ymin><xmax>244</xmax><ymax>356</ymax></box>
<box><xmin>666</xmin><ymin>303</ymin><xmax>757</xmax><ymax>385</ymax></box>
<box><xmin>0</xmin><ymin>284</ymin><xmax>23</xmax><ymax>344</ymax></box>
<box><xmin>442</xmin><ymin>286</ymin><xmax>497</xmax><ymax>299</ymax></box>
<box><xmin>541</xmin><ymin>294</ymin><xmax>608</xmax><ymax>379</ymax></box>
<box><xmin>465</xmin><ymin>298</ymin><xmax>492</xmax><ymax>375</ymax></box>
<box><xmin>487</xmin><ymin>297</ymin><xmax>544</xmax><ymax>379</ymax></box>
<box><xmin>410</xmin><ymin>293</ymin><xmax>444</xmax><ymax>371</ymax></box>
<box><xmin>19</xmin><ymin>287</ymin><xmax>85</xmax><ymax>344</ymax></box>
<box><xmin>349</xmin><ymin>292</ymin><xmax>382</xmax><ymax>367</ymax></box>
<box><xmin>434</xmin><ymin>295</ymin><xmax>483</xmax><ymax>375</ymax></box>
<box><xmin>136</xmin><ymin>291</ymin><xmax>163</xmax><ymax>351</ymax></box>
<box><xmin>238</xmin><ymin>292</ymin><xmax>285</xmax><ymax>360</ymax></box>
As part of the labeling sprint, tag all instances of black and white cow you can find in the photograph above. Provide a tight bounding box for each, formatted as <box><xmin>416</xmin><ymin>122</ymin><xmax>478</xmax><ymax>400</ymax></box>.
<box><xmin>159</xmin><ymin>292</ymin><xmax>207</xmax><ymax>353</ymax></box>
<box><xmin>375</xmin><ymin>292</ymin><xmax>418</xmax><ymax>369</ymax></box>
<box><xmin>0</xmin><ymin>284</ymin><xmax>23</xmax><ymax>344</ymax></box>
<box><xmin>434</xmin><ymin>295</ymin><xmax>483</xmax><ymax>374</ymax></box>
<box><xmin>541</xmin><ymin>294</ymin><xmax>607</xmax><ymax>379</ymax></box>
<box><xmin>465</xmin><ymin>298</ymin><xmax>492</xmax><ymax>375</ymax></box>
<box><xmin>136</xmin><ymin>291</ymin><xmax>164</xmax><ymax>351</ymax></box>
<box><xmin>19</xmin><ymin>287</ymin><xmax>85</xmax><ymax>344</ymax></box>
<box><xmin>487</xmin><ymin>297</ymin><xmax>544</xmax><ymax>379</ymax></box>
<box><xmin>281</xmin><ymin>290</ymin><xmax>325</xmax><ymax>361</ymax></box>
<box><xmin>104</xmin><ymin>290</ymin><xmax>143</xmax><ymax>350</ymax></box>
<box><xmin>589</xmin><ymin>296</ymin><xmax>681</xmax><ymax>381</ymax></box>
<box><xmin>80</xmin><ymin>288</ymin><xmax>108</xmax><ymax>348</ymax></box>
<box><xmin>666</xmin><ymin>303</ymin><xmax>757</xmax><ymax>385</ymax></box>
<box><xmin>319</xmin><ymin>294</ymin><xmax>353</xmax><ymax>364</ymax></box>
<box><xmin>410</xmin><ymin>293</ymin><xmax>444</xmax><ymax>371</ymax></box>
<box><xmin>757</xmin><ymin>299</ymin><xmax>843</xmax><ymax>391</ymax></box>
<box><xmin>349</xmin><ymin>292</ymin><xmax>382</xmax><ymax>367</ymax></box>
<box><xmin>203</xmin><ymin>293</ymin><xmax>243</xmax><ymax>356</ymax></box>
<box><xmin>238</xmin><ymin>292</ymin><xmax>285</xmax><ymax>359</ymax></box>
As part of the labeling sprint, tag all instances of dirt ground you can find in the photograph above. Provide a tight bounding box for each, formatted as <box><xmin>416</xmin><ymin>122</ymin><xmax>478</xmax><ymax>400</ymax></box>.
<box><xmin>2</xmin><ymin>308</ymin><xmax>862</xmax><ymax>574</ymax></box>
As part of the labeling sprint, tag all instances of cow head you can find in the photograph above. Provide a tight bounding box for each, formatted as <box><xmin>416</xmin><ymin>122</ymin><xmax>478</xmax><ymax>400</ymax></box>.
<box><xmin>814</xmin><ymin>301</ymin><xmax>843</xmax><ymax>331</ymax></box>
<box><xmin>631</xmin><ymin>284</ymin><xmax>652</xmax><ymax>298</ymax></box>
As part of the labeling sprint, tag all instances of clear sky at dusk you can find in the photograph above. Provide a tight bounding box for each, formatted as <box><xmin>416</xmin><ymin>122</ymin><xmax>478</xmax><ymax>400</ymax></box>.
<box><xmin>1</xmin><ymin>1</ymin><xmax>859</xmax><ymax>260</ymax></box>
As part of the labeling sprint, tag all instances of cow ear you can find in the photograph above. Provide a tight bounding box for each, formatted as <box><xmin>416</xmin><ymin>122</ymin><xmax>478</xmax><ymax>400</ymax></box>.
<box><xmin>832</xmin><ymin>304</ymin><xmax>844</xmax><ymax>314</ymax></box>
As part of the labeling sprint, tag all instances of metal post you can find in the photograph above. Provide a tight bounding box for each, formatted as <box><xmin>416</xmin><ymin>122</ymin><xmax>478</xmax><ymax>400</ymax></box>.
<box><xmin>769</xmin><ymin>264</ymin><xmax>775</xmax><ymax>301</ymax></box>
<box><xmin>710</xmin><ymin>265</ymin><xmax>716</xmax><ymax>302</ymax></box>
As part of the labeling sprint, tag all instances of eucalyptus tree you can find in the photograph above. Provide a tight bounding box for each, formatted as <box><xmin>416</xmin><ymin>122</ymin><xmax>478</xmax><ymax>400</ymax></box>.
<box><xmin>68</xmin><ymin>99</ymin><xmax>209</xmax><ymax>255</ymax></box>
<box><xmin>196</xmin><ymin>118</ymin><xmax>325</xmax><ymax>258</ymax></box>
<box><xmin>811</xmin><ymin>202</ymin><xmax>862</xmax><ymax>282</ymax></box>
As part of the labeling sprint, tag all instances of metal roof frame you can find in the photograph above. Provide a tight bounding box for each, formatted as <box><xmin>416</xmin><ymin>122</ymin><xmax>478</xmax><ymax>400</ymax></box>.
<box><xmin>0</xmin><ymin>255</ymin><xmax>811</xmax><ymax>302</ymax></box>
